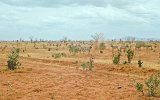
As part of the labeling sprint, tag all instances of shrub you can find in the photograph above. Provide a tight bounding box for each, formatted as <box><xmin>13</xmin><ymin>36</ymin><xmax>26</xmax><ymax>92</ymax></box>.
<box><xmin>123</xmin><ymin>61</ymin><xmax>127</xmax><ymax>64</ymax></box>
<box><xmin>145</xmin><ymin>74</ymin><xmax>160</xmax><ymax>96</ymax></box>
<box><xmin>81</xmin><ymin>57</ymin><xmax>94</xmax><ymax>72</ymax></box>
<box><xmin>81</xmin><ymin>63</ymin><xmax>87</xmax><ymax>72</ymax></box>
<box><xmin>135</xmin><ymin>82</ymin><xmax>144</xmax><ymax>95</ymax></box>
<box><xmin>135</xmin><ymin>73</ymin><xmax>160</xmax><ymax>97</ymax></box>
<box><xmin>52</xmin><ymin>52</ymin><xmax>66</xmax><ymax>59</ymax></box>
<box><xmin>126</xmin><ymin>49</ymin><xmax>134</xmax><ymax>63</ymax></box>
<box><xmin>113</xmin><ymin>53</ymin><xmax>121</xmax><ymax>64</ymax></box>
<box><xmin>99</xmin><ymin>42</ymin><xmax>106</xmax><ymax>50</ymax></box>
<box><xmin>135</xmin><ymin>42</ymin><xmax>145</xmax><ymax>49</ymax></box>
<box><xmin>88</xmin><ymin>57</ymin><xmax>94</xmax><ymax>71</ymax></box>
<box><xmin>7</xmin><ymin>48</ymin><xmax>21</xmax><ymax>70</ymax></box>
<box><xmin>138</xmin><ymin>60</ymin><xmax>143</xmax><ymax>67</ymax></box>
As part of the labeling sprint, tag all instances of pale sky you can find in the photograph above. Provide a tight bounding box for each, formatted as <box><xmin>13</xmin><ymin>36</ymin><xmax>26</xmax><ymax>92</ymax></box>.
<box><xmin>0</xmin><ymin>0</ymin><xmax>160</xmax><ymax>40</ymax></box>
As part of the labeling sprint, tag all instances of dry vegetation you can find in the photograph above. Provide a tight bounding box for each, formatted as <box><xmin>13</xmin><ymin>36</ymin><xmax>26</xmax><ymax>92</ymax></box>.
<box><xmin>0</xmin><ymin>39</ymin><xmax>160</xmax><ymax>100</ymax></box>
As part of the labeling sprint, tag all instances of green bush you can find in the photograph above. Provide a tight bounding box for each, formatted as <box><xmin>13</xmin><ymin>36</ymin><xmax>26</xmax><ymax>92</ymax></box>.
<box><xmin>113</xmin><ymin>53</ymin><xmax>121</xmax><ymax>64</ymax></box>
<box><xmin>52</xmin><ymin>52</ymin><xmax>66</xmax><ymax>59</ymax></box>
<box><xmin>126</xmin><ymin>49</ymin><xmax>134</xmax><ymax>63</ymax></box>
<box><xmin>7</xmin><ymin>48</ymin><xmax>21</xmax><ymax>70</ymax></box>
<box><xmin>81</xmin><ymin>63</ymin><xmax>87</xmax><ymax>72</ymax></box>
<box><xmin>135</xmin><ymin>73</ymin><xmax>160</xmax><ymax>97</ymax></box>
<box><xmin>88</xmin><ymin>58</ymin><xmax>94</xmax><ymax>71</ymax></box>
<box><xmin>135</xmin><ymin>82</ymin><xmax>144</xmax><ymax>95</ymax></box>
<box><xmin>81</xmin><ymin>57</ymin><xmax>94</xmax><ymax>72</ymax></box>
<box><xmin>145</xmin><ymin>74</ymin><xmax>160</xmax><ymax>96</ymax></box>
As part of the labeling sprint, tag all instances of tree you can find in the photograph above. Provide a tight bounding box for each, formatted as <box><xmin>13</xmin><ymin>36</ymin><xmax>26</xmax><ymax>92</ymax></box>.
<box><xmin>91</xmin><ymin>33</ymin><xmax>104</xmax><ymax>42</ymax></box>
<box><xmin>91</xmin><ymin>33</ymin><xmax>104</xmax><ymax>49</ymax></box>
<box><xmin>61</xmin><ymin>36</ymin><xmax>68</xmax><ymax>43</ymax></box>
<box><xmin>29</xmin><ymin>36</ymin><xmax>34</xmax><ymax>43</ymax></box>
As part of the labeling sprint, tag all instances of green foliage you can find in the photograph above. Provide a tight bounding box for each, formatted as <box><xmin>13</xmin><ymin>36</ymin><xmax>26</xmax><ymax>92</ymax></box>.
<box><xmin>81</xmin><ymin>58</ymin><xmax>94</xmax><ymax>72</ymax></box>
<box><xmin>88</xmin><ymin>58</ymin><xmax>94</xmax><ymax>71</ymax></box>
<box><xmin>68</xmin><ymin>45</ymin><xmax>80</xmax><ymax>55</ymax></box>
<box><xmin>113</xmin><ymin>53</ymin><xmax>121</xmax><ymax>64</ymax></box>
<box><xmin>145</xmin><ymin>74</ymin><xmax>160</xmax><ymax>97</ymax></box>
<box><xmin>138</xmin><ymin>60</ymin><xmax>143</xmax><ymax>67</ymax></box>
<box><xmin>126</xmin><ymin>49</ymin><xmax>134</xmax><ymax>63</ymax></box>
<box><xmin>81</xmin><ymin>63</ymin><xmax>87</xmax><ymax>72</ymax></box>
<box><xmin>52</xmin><ymin>52</ymin><xmax>66</xmax><ymax>59</ymax></box>
<box><xmin>136</xmin><ymin>73</ymin><xmax>160</xmax><ymax>97</ymax></box>
<box><xmin>7</xmin><ymin>48</ymin><xmax>21</xmax><ymax>70</ymax></box>
<box><xmin>99</xmin><ymin>42</ymin><xmax>106</xmax><ymax>50</ymax></box>
<box><xmin>135</xmin><ymin>82</ymin><xmax>144</xmax><ymax>95</ymax></box>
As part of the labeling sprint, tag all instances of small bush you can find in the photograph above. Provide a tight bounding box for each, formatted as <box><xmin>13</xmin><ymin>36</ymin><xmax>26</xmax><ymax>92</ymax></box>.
<box><xmin>138</xmin><ymin>60</ymin><xmax>143</xmax><ymax>67</ymax></box>
<box><xmin>81</xmin><ymin>57</ymin><xmax>94</xmax><ymax>72</ymax></box>
<box><xmin>135</xmin><ymin>82</ymin><xmax>144</xmax><ymax>95</ymax></box>
<box><xmin>113</xmin><ymin>53</ymin><xmax>121</xmax><ymax>64</ymax></box>
<box><xmin>81</xmin><ymin>63</ymin><xmax>87</xmax><ymax>72</ymax></box>
<box><xmin>99</xmin><ymin>42</ymin><xmax>106</xmax><ymax>50</ymax></box>
<box><xmin>135</xmin><ymin>73</ymin><xmax>160</xmax><ymax>97</ymax></box>
<box><xmin>123</xmin><ymin>61</ymin><xmax>127</xmax><ymax>64</ymax></box>
<box><xmin>7</xmin><ymin>48</ymin><xmax>21</xmax><ymax>70</ymax></box>
<box><xmin>126</xmin><ymin>49</ymin><xmax>134</xmax><ymax>63</ymax></box>
<box><xmin>88</xmin><ymin>57</ymin><xmax>94</xmax><ymax>71</ymax></box>
<box><xmin>52</xmin><ymin>52</ymin><xmax>66</xmax><ymax>59</ymax></box>
<box><xmin>145</xmin><ymin>74</ymin><xmax>160</xmax><ymax>96</ymax></box>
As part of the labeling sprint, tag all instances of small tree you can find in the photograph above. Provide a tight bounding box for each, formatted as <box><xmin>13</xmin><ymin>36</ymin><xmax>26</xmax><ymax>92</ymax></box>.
<box><xmin>91</xmin><ymin>33</ymin><xmax>104</xmax><ymax>42</ymax></box>
<box><xmin>7</xmin><ymin>48</ymin><xmax>21</xmax><ymax>70</ymax></box>
<box><xmin>127</xmin><ymin>49</ymin><xmax>134</xmax><ymax>63</ymax></box>
<box><xmin>91</xmin><ymin>33</ymin><xmax>104</xmax><ymax>49</ymax></box>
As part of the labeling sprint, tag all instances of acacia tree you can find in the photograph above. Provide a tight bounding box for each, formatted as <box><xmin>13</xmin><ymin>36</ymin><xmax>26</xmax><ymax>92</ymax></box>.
<box><xmin>91</xmin><ymin>33</ymin><xmax>104</xmax><ymax>42</ymax></box>
<box><xmin>91</xmin><ymin>33</ymin><xmax>104</xmax><ymax>49</ymax></box>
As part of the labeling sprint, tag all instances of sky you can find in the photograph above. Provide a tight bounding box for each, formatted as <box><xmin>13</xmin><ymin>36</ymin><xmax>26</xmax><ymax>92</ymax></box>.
<box><xmin>0</xmin><ymin>0</ymin><xmax>160</xmax><ymax>41</ymax></box>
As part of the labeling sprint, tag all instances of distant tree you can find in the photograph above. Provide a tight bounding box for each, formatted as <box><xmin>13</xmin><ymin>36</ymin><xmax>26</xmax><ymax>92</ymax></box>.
<box><xmin>91</xmin><ymin>33</ymin><xmax>104</xmax><ymax>49</ymax></box>
<box><xmin>29</xmin><ymin>36</ymin><xmax>34</xmax><ymax>43</ymax></box>
<box><xmin>125</xmin><ymin>36</ymin><xmax>135</xmax><ymax>43</ymax></box>
<box><xmin>61</xmin><ymin>36</ymin><xmax>68</xmax><ymax>43</ymax></box>
<box><xmin>91</xmin><ymin>33</ymin><xmax>104</xmax><ymax>42</ymax></box>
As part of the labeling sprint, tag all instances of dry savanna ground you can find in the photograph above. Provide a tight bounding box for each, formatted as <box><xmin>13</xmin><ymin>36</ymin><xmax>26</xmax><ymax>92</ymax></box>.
<box><xmin>0</xmin><ymin>41</ymin><xmax>160</xmax><ymax>100</ymax></box>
